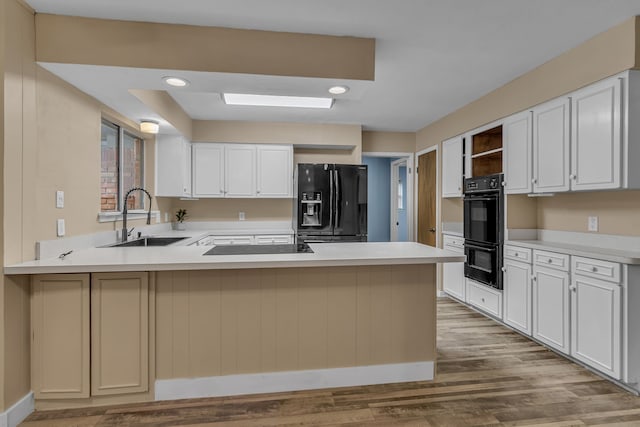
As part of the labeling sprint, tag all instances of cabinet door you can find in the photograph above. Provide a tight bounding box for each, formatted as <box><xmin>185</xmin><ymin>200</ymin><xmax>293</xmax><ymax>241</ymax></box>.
<box><xmin>192</xmin><ymin>143</ymin><xmax>225</xmax><ymax>197</ymax></box>
<box><xmin>256</xmin><ymin>145</ymin><xmax>293</xmax><ymax>197</ymax></box>
<box><xmin>156</xmin><ymin>135</ymin><xmax>191</xmax><ymax>197</ymax></box>
<box><xmin>31</xmin><ymin>274</ymin><xmax>90</xmax><ymax>399</ymax></box>
<box><xmin>503</xmin><ymin>259</ymin><xmax>532</xmax><ymax>335</ymax></box>
<box><xmin>571</xmin><ymin>275</ymin><xmax>621</xmax><ymax>379</ymax></box>
<box><xmin>571</xmin><ymin>77</ymin><xmax>622</xmax><ymax>190</ymax></box>
<box><xmin>91</xmin><ymin>272</ymin><xmax>149</xmax><ymax>396</ymax></box>
<box><xmin>533</xmin><ymin>97</ymin><xmax>570</xmax><ymax>193</ymax></box>
<box><xmin>532</xmin><ymin>267</ymin><xmax>570</xmax><ymax>354</ymax></box>
<box><xmin>442</xmin><ymin>136</ymin><xmax>463</xmax><ymax>197</ymax></box>
<box><xmin>225</xmin><ymin>144</ymin><xmax>256</xmax><ymax>197</ymax></box>
<box><xmin>443</xmin><ymin>262</ymin><xmax>465</xmax><ymax>301</ymax></box>
<box><xmin>503</xmin><ymin>111</ymin><xmax>532</xmax><ymax>194</ymax></box>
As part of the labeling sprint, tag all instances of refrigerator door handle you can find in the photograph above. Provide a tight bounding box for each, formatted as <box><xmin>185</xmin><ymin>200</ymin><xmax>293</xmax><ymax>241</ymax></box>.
<box><xmin>329</xmin><ymin>169</ymin><xmax>334</xmax><ymax>230</ymax></box>
<box><xmin>334</xmin><ymin>169</ymin><xmax>340</xmax><ymax>229</ymax></box>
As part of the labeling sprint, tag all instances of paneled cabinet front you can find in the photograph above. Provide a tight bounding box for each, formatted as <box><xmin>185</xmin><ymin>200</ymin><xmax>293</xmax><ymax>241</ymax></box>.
<box><xmin>502</xmin><ymin>111</ymin><xmax>532</xmax><ymax>194</ymax></box>
<box><xmin>532</xmin><ymin>265</ymin><xmax>570</xmax><ymax>354</ymax></box>
<box><xmin>31</xmin><ymin>274</ymin><xmax>90</xmax><ymax>399</ymax></box>
<box><xmin>91</xmin><ymin>272</ymin><xmax>149</xmax><ymax>396</ymax></box>
<box><xmin>155</xmin><ymin>135</ymin><xmax>192</xmax><ymax>198</ymax></box>
<box><xmin>191</xmin><ymin>143</ymin><xmax>293</xmax><ymax>198</ymax></box>
<box><xmin>503</xmin><ymin>258</ymin><xmax>532</xmax><ymax>335</ymax></box>
<box><xmin>442</xmin><ymin>136</ymin><xmax>463</xmax><ymax>198</ymax></box>
<box><xmin>532</xmin><ymin>97</ymin><xmax>571</xmax><ymax>193</ymax></box>
<box><xmin>31</xmin><ymin>272</ymin><xmax>150</xmax><ymax>401</ymax></box>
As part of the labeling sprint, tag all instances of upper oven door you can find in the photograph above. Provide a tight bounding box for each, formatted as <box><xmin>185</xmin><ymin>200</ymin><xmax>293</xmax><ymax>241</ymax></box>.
<box><xmin>464</xmin><ymin>193</ymin><xmax>499</xmax><ymax>244</ymax></box>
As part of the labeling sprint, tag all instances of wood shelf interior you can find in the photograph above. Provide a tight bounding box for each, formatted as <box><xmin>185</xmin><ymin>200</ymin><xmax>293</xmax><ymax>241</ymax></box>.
<box><xmin>472</xmin><ymin>125</ymin><xmax>503</xmax><ymax>176</ymax></box>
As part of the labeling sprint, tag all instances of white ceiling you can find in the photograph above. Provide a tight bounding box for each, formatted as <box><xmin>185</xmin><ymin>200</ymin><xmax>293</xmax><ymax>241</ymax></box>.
<box><xmin>26</xmin><ymin>0</ymin><xmax>640</xmax><ymax>134</ymax></box>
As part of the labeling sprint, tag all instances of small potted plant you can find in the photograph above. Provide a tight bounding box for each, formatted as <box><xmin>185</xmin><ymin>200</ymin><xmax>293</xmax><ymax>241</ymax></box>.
<box><xmin>174</xmin><ymin>208</ymin><xmax>188</xmax><ymax>231</ymax></box>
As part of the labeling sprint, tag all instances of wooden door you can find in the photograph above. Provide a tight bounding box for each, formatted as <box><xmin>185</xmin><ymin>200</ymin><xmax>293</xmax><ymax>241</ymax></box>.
<box><xmin>417</xmin><ymin>150</ymin><xmax>437</xmax><ymax>246</ymax></box>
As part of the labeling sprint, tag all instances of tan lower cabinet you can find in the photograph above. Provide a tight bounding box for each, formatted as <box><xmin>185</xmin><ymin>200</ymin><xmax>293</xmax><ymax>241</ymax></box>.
<box><xmin>91</xmin><ymin>272</ymin><xmax>149</xmax><ymax>396</ymax></box>
<box><xmin>31</xmin><ymin>272</ymin><xmax>149</xmax><ymax>402</ymax></box>
<box><xmin>31</xmin><ymin>274</ymin><xmax>90</xmax><ymax>399</ymax></box>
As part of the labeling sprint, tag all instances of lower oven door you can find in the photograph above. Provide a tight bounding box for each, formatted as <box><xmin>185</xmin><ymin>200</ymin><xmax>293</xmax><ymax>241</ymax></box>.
<box><xmin>464</xmin><ymin>241</ymin><xmax>501</xmax><ymax>289</ymax></box>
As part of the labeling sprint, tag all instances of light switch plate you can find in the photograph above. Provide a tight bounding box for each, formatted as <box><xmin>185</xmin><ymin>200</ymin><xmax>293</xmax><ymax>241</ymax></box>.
<box><xmin>588</xmin><ymin>216</ymin><xmax>598</xmax><ymax>232</ymax></box>
<box><xmin>239</xmin><ymin>212</ymin><xmax>245</xmax><ymax>221</ymax></box>
<box><xmin>56</xmin><ymin>219</ymin><xmax>65</xmax><ymax>237</ymax></box>
<box><xmin>56</xmin><ymin>191</ymin><xmax>64</xmax><ymax>208</ymax></box>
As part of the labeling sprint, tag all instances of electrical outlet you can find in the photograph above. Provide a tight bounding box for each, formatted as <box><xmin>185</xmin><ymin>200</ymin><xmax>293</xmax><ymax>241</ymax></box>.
<box><xmin>56</xmin><ymin>219</ymin><xmax>65</xmax><ymax>237</ymax></box>
<box><xmin>239</xmin><ymin>212</ymin><xmax>246</xmax><ymax>221</ymax></box>
<box><xmin>56</xmin><ymin>190</ymin><xmax>64</xmax><ymax>208</ymax></box>
<box><xmin>588</xmin><ymin>216</ymin><xmax>598</xmax><ymax>232</ymax></box>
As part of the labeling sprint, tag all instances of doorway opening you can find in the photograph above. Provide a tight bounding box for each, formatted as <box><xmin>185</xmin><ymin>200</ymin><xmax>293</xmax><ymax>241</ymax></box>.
<box><xmin>362</xmin><ymin>153</ymin><xmax>414</xmax><ymax>242</ymax></box>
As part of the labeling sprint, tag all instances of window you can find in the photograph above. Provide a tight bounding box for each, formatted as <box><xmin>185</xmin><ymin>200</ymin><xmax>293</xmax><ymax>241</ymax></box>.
<box><xmin>100</xmin><ymin>119</ymin><xmax>145</xmax><ymax>212</ymax></box>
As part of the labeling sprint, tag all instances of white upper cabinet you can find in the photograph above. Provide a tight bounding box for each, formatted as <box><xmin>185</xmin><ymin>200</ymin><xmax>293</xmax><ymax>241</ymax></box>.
<box><xmin>571</xmin><ymin>76</ymin><xmax>622</xmax><ymax>191</ymax></box>
<box><xmin>256</xmin><ymin>145</ymin><xmax>293</xmax><ymax>198</ymax></box>
<box><xmin>192</xmin><ymin>143</ymin><xmax>225</xmax><ymax>198</ymax></box>
<box><xmin>533</xmin><ymin>97</ymin><xmax>571</xmax><ymax>193</ymax></box>
<box><xmin>503</xmin><ymin>111</ymin><xmax>532</xmax><ymax>194</ymax></box>
<box><xmin>155</xmin><ymin>135</ymin><xmax>192</xmax><ymax>198</ymax></box>
<box><xmin>225</xmin><ymin>144</ymin><xmax>256</xmax><ymax>197</ymax></box>
<box><xmin>442</xmin><ymin>136</ymin><xmax>464</xmax><ymax>197</ymax></box>
<box><xmin>190</xmin><ymin>143</ymin><xmax>294</xmax><ymax>198</ymax></box>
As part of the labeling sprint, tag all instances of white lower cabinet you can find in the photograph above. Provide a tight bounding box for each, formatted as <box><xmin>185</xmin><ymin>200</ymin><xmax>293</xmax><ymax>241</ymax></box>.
<box><xmin>571</xmin><ymin>257</ymin><xmax>622</xmax><ymax>380</ymax></box>
<box><xmin>503</xmin><ymin>258</ymin><xmax>532</xmax><ymax>335</ymax></box>
<box><xmin>442</xmin><ymin>235</ymin><xmax>465</xmax><ymax>300</ymax></box>
<box><xmin>466</xmin><ymin>278</ymin><xmax>502</xmax><ymax>319</ymax></box>
<box><xmin>532</xmin><ymin>265</ymin><xmax>570</xmax><ymax>354</ymax></box>
<box><xmin>499</xmin><ymin>247</ymin><xmax>626</xmax><ymax>383</ymax></box>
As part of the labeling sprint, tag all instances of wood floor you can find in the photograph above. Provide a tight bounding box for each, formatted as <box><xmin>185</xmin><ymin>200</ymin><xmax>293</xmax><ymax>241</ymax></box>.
<box><xmin>21</xmin><ymin>297</ymin><xmax>640</xmax><ymax>426</ymax></box>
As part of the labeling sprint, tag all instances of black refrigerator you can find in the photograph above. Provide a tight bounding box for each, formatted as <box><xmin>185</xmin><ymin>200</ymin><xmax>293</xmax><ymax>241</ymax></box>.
<box><xmin>296</xmin><ymin>164</ymin><xmax>367</xmax><ymax>242</ymax></box>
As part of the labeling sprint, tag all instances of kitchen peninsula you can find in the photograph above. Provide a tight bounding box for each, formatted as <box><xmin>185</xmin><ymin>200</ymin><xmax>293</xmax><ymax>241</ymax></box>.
<box><xmin>5</xmin><ymin>241</ymin><xmax>463</xmax><ymax>410</ymax></box>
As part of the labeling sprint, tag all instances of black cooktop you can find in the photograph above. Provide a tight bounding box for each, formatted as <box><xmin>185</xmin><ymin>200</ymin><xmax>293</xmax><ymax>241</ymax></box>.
<box><xmin>203</xmin><ymin>243</ymin><xmax>314</xmax><ymax>256</ymax></box>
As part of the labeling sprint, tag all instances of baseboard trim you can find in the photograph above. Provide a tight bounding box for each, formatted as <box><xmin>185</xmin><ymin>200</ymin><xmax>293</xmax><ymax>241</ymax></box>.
<box><xmin>155</xmin><ymin>361</ymin><xmax>435</xmax><ymax>401</ymax></box>
<box><xmin>0</xmin><ymin>392</ymin><xmax>34</xmax><ymax>427</ymax></box>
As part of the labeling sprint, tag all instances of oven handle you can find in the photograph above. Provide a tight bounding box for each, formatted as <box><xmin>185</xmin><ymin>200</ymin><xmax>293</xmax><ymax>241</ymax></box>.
<box><xmin>463</xmin><ymin>196</ymin><xmax>498</xmax><ymax>202</ymax></box>
<box><xmin>464</xmin><ymin>242</ymin><xmax>497</xmax><ymax>252</ymax></box>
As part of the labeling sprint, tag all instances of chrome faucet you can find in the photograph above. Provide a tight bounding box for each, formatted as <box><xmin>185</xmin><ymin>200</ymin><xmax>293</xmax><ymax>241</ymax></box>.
<box><xmin>121</xmin><ymin>187</ymin><xmax>152</xmax><ymax>242</ymax></box>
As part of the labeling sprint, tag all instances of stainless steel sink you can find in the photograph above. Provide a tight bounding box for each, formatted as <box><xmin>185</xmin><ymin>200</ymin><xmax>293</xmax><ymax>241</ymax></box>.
<box><xmin>105</xmin><ymin>237</ymin><xmax>190</xmax><ymax>247</ymax></box>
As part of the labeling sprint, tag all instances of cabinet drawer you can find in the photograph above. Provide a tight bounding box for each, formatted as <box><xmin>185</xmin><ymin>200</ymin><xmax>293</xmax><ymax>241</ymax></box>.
<box><xmin>572</xmin><ymin>256</ymin><xmax>621</xmax><ymax>283</ymax></box>
<box><xmin>211</xmin><ymin>235</ymin><xmax>254</xmax><ymax>245</ymax></box>
<box><xmin>533</xmin><ymin>249</ymin><xmax>569</xmax><ymax>271</ymax></box>
<box><xmin>504</xmin><ymin>245</ymin><xmax>532</xmax><ymax>263</ymax></box>
<box><xmin>466</xmin><ymin>279</ymin><xmax>502</xmax><ymax>319</ymax></box>
<box><xmin>443</xmin><ymin>235</ymin><xmax>464</xmax><ymax>253</ymax></box>
<box><xmin>255</xmin><ymin>235</ymin><xmax>293</xmax><ymax>245</ymax></box>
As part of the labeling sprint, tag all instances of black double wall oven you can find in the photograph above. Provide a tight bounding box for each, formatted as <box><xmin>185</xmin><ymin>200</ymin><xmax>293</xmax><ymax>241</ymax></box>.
<box><xmin>463</xmin><ymin>173</ymin><xmax>504</xmax><ymax>290</ymax></box>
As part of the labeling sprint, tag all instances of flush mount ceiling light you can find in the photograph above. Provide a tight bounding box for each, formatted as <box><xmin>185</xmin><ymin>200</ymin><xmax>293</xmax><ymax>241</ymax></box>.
<box><xmin>140</xmin><ymin>120</ymin><xmax>159</xmax><ymax>134</ymax></box>
<box><xmin>162</xmin><ymin>76</ymin><xmax>189</xmax><ymax>87</ymax></box>
<box><xmin>328</xmin><ymin>85</ymin><xmax>349</xmax><ymax>95</ymax></box>
<box><xmin>222</xmin><ymin>93</ymin><xmax>333</xmax><ymax>109</ymax></box>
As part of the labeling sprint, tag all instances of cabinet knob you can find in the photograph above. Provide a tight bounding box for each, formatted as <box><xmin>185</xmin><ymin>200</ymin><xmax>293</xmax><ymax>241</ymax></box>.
<box><xmin>569</xmin><ymin>174</ymin><xmax>576</xmax><ymax>180</ymax></box>
<box><xmin>501</xmin><ymin>181</ymin><xmax>506</xmax><ymax>186</ymax></box>
<box><xmin>481</xmin><ymin>297</ymin><xmax>485</xmax><ymax>303</ymax></box>
<box><xmin>547</xmin><ymin>258</ymin><xmax>553</xmax><ymax>264</ymax></box>
<box><xmin>532</xmin><ymin>178</ymin><xmax>537</xmax><ymax>184</ymax></box>
<box><xmin>514</xmin><ymin>252</ymin><xmax>519</xmax><ymax>256</ymax></box>
<box><xmin>592</xmin><ymin>266</ymin><xmax>598</xmax><ymax>272</ymax></box>
<box><xmin>501</xmin><ymin>267</ymin><xmax>506</xmax><ymax>272</ymax></box>
<box><xmin>570</xmin><ymin>285</ymin><xmax>577</xmax><ymax>292</ymax></box>
<box><xmin>457</xmin><ymin>187</ymin><xmax>461</xmax><ymax>191</ymax></box>
<box><xmin>532</xmin><ymin>276</ymin><xmax>537</xmax><ymax>282</ymax></box>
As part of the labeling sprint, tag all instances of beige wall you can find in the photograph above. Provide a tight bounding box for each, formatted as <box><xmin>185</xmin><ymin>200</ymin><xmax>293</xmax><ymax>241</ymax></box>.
<box><xmin>2</xmin><ymin>0</ymin><xmax>33</xmax><ymax>411</ymax></box>
<box><xmin>362</xmin><ymin>131</ymin><xmax>415</xmax><ymax>153</ymax></box>
<box><xmin>537</xmin><ymin>191</ymin><xmax>640</xmax><ymax>236</ymax></box>
<box><xmin>0</xmin><ymin>0</ymin><xmax>5</xmax><ymax>411</ymax></box>
<box><xmin>418</xmin><ymin>16</ymin><xmax>640</xmax><ymax>236</ymax></box>
<box><xmin>172</xmin><ymin>199</ymin><xmax>293</xmax><ymax>223</ymax></box>
<box><xmin>36</xmin><ymin>14</ymin><xmax>375</xmax><ymax>81</ymax></box>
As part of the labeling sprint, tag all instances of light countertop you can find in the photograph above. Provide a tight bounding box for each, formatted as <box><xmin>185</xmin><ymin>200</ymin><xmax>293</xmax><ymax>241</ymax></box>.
<box><xmin>506</xmin><ymin>239</ymin><xmax>640</xmax><ymax>265</ymax></box>
<box><xmin>5</xmin><ymin>242</ymin><xmax>465</xmax><ymax>274</ymax></box>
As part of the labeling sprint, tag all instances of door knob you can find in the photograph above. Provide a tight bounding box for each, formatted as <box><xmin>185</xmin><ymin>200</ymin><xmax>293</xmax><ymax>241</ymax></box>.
<box><xmin>429</xmin><ymin>228</ymin><xmax>436</xmax><ymax>232</ymax></box>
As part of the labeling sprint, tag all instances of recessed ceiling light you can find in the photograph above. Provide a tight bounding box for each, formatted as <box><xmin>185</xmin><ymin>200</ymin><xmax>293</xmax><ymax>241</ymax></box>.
<box><xmin>328</xmin><ymin>85</ymin><xmax>349</xmax><ymax>95</ymax></box>
<box><xmin>163</xmin><ymin>76</ymin><xmax>189</xmax><ymax>87</ymax></box>
<box><xmin>222</xmin><ymin>93</ymin><xmax>333</xmax><ymax>109</ymax></box>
